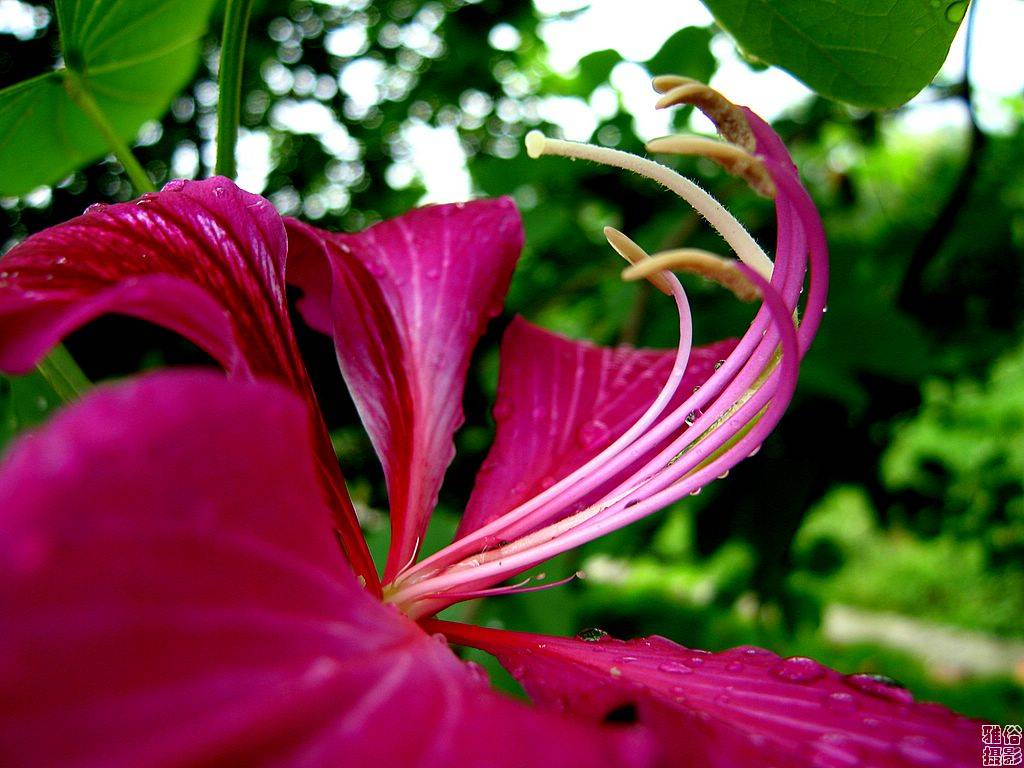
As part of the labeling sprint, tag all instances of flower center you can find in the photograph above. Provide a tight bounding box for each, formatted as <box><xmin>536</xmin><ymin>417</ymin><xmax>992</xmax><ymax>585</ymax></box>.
<box><xmin>383</xmin><ymin>76</ymin><xmax>824</xmax><ymax>622</ymax></box>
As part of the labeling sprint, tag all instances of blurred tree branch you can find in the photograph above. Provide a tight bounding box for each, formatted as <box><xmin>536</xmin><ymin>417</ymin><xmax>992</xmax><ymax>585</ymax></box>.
<box><xmin>898</xmin><ymin>0</ymin><xmax>986</xmax><ymax>319</ymax></box>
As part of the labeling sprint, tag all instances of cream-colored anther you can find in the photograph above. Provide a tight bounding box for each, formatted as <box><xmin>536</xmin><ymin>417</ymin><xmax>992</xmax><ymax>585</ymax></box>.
<box><xmin>646</xmin><ymin>135</ymin><xmax>775</xmax><ymax>199</ymax></box>
<box><xmin>623</xmin><ymin>249</ymin><xmax>760</xmax><ymax>302</ymax></box>
<box><xmin>525</xmin><ymin>130</ymin><xmax>547</xmax><ymax>159</ymax></box>
<box><xmin>603</xmin><ymin>226</ymin><xmax>673</xmax><ymax>295</ymax></box>
<box><xmin>651</xmin><ymin>76</ymin><xmax>755</xmax><ymax>153</ymax></box>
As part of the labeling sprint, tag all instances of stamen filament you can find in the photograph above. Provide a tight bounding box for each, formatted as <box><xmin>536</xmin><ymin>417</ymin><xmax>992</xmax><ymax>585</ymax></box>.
<box><xmin>524</xmin><ymin>131</ymin><xmax>774</xmax><ymax>279</ymax></box>
<box><xmin>623</xmin><ymin>249</ymin><xmax>760</xmax><ymax>302</ymax></box>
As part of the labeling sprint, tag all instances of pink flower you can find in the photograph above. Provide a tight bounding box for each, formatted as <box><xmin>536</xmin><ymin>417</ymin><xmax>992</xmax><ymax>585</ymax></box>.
<box><xmin>0</xmin><ymin>80</ymin><xmax>978</xmax><ymax>766</ymax></box>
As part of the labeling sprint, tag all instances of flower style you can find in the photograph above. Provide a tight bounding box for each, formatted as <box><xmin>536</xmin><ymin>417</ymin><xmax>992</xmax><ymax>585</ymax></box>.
<box><xmin>0</xmin><ymin>79</ymin><xmax>978</xmax><ymax>766</ymax></box>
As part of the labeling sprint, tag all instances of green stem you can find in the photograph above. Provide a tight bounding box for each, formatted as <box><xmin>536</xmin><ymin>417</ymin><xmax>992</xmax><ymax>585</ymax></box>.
<box><xmin>63</xmin><ymin>70</ymin><xmax>155</xmax><ymax>194</ymax></box>
<box><xmin>36</xmin><ymin>344</ymin><xmax>91</xmax><ymax>403</ymax></box>
<box><xmin>215</xmin><ymin>0</ymin><xmax>255</xmax><ymax>179</ymax></box>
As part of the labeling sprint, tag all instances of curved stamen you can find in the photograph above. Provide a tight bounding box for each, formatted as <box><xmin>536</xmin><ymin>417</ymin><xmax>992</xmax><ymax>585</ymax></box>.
<box><xmin>524</xmin><ymin>130</ymin><xmax>774</xmax><ymax>279</ymax></box>
<box><xmin>394</xmin><ymin>271</ymin><xmax>695</xmax><ymax>585</ymax></box>
<box><xmin>624</xmin><ymin>248</ymin><xmax>760</xmax><ymax>302</ymax></box>
<box><xmin>393</xmin><ymin>265</ymin><xmax>801</xmax><ymax>618</ymax></box>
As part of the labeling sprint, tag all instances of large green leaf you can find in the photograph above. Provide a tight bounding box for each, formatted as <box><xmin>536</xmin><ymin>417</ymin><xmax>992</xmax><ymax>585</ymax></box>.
<box><xmin>0</xmin><ymin>0</ymin><xmax>218</xmax><ymax>196</ymax></box>
<box><xmin>698</xmin><ymin>0</ymin><xmax>969</xmax><ymax>109</ymax></box>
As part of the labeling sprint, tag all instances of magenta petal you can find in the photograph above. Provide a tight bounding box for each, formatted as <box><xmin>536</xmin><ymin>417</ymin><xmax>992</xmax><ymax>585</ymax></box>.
<box><xmin>0</xmin><ymin>179</ymin><xmax>378</xmax><ymax>585</ymax></box>
<box><xmin>0</xmin><ymin>178</ymin><xmax>305</xmax><ymax>389</ymax></box>
<box><xmin>437</xmin><ymin>622</ymin><xmax>980</xmax><ymax>768</ymax></box>
<box><xmin>0</xmin><ymin>373</ymin><xmax>649</xmax><ymax>768</ymax></box>
<box><xmin>286</xmin><ymin>199</ymin><xmax>522</xmax><ymax>579</ymax></box>
<box><xmin>458</xmin><ymin>317</ymin><xmax>737</xmax><ymax>537</ymax></box>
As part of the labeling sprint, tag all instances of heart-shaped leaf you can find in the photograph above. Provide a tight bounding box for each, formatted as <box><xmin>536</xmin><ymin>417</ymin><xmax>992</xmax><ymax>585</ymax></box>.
<box><xmin>698</xmin><ymin>0</ymin><xmax>970</xmax><ymax>109</ymax></box>
<box><xmin>0</xmin><ymin>0</ymin><xmax>218</xmax><ymax>196</ymax></box>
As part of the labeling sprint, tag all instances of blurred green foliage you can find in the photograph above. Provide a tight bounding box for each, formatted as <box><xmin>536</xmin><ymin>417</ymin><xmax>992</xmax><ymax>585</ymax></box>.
<box><xmin>1</xmin><ymin>0</ymin><xmax>1021</xmax><ymax>723</ymax></box>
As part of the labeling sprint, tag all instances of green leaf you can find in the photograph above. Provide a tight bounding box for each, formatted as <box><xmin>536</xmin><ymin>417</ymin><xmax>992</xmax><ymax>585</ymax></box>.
<box><xmin>697</xmin><ymin>0</ymin><xmax>969</xmax><ymax>109</ymax></box>
<box><xmin>0</xmin><ymin>0</ymin><xmax>218</xmax><ymax>196</ymax></box>
<box><xmin>645</xmin><ymin>26</ymin><xmax>716</xmax><ymax>84</ymax></box>
<box><xmin>0</xmin><ymin>372</ymin><xmax>64</xmax><ymax>453</ymax></box>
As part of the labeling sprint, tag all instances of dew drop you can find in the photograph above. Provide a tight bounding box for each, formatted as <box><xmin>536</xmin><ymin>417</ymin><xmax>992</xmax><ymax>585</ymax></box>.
<box><xmin>683</xmin><ymin>655</ymin><xmax>705</xmax><ymax>668</ymax></box>
<box><xmin>684</xmin><ymin>410</ymin><xmax>698</xmax><ymax>426</ymax></box>
<box><xmin>945</xmin><ymin>0</ymin><xmax>968</xmax><ymax>23</ymax></box>
<box><xmin>432</xmin><ymin>632</ymin><xmax>449</xmax><ymax>647</ymax></box>
<box><xmin>844</xmin><ymin>674</ymin><xmax>913</xmax><ymax>704</ymax></box>
<box><xmin>896</xmin><ymin>736</ymin><xmax>944</xmax><ymax>765</ymax></box>
<box><xmin>826</xmin><ymin>692</ymin><xmax>857</xmax><ymax>713</ymax></box>
<box><xmin>577</xmin><ymin>419</ymin><xmax>609</xmax><ymax>450</ymax></box>
<box><xmin>714</xmin><ymin>359</ymin><xmax>725</xmax><ymax>370</ymax></box>
<box><xmin>465</xmin><ymin>661</ymin><xmax>489</xmax><ymax>686</ymax></box>
<box><xmin>771</xmin><ymin>656</ymin><xmax>826</xmax><ymax>684</ymax></box>
<box><xmin>162</xmin><ymin>179</ymin><xmax>187</xmax><ymax>192</ymax></box>
<box><xmin>84</xmin><ymin>202</ymin><xmax>108</xmax><ymax>215</ymax></box>
<box><xmin>689</xmin><ymin>487</ymin><xmax>702</xmax><ymax>496</ymax></box>
<box><xmin>212</xmin><ymin>185</ymin><xmax>226</xmax><ymax>198</ymax></box>
<box><xmin>609</xmin><ymin>666</ymin><xmax>622</xmax><ymax>677</ymax></box>
<box><xmin>55</xmin><ymin>256</ymin><xmax>67</xmax><ymax>265</ymax></box>
<box><xmin>658</xmin><ymin>661</ymin><xmax>692</xmax><ymax>674</ymax></box>
<box><xmin>576</xmin><ymin>627</ymin><xmax>609</xmax><ymax>642</ymax></box>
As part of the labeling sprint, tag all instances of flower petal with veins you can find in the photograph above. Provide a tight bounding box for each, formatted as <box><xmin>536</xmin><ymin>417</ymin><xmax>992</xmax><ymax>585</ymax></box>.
<box><xmin>286</xmin><ymin>199</ymin><xmax>522</xmax><ymax>581</ymax></box>
<box><xmin>0</xmin><ymin>178</ymin><xmax>302</xmax><ymax>387</ymax></box>
<box><xmin>459</xmin><ymin>316</ymin><xmax>736</xmax><ymax>537</ymax></box>
<box><xmin>434</xmin><ymin>621</ymin><xmax>979</xmax><ymax>768</ymax></box>
<box><xmin>0</xmin><ymin>372</ymin><xmax>651</xmax><ymax>768</ymax></box>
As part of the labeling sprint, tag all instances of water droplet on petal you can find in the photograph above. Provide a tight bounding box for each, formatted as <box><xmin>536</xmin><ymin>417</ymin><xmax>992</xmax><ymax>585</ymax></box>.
<box><xmin>714</xmin><ymin>359</ymin><xmax>725</xmax><ymax>370</ymax></box>
<box><xmin>896</xmin><ymin>736</ymin><xmax>944</xmax><ymax>765</ymax></box>
<box><xmin>432</xmin><ymin>632</ymin><xmax>449</xmax><ymax>647</ymax></box>
<box><xmin>683</xmin><ymin>655</ymin><xmax>705</xmax><ymax>668</ymax></box>
<box><xmin>826</xmin><ymin>692</ymin><xmax>857</xmax><ymax>713</ymax></box>
<box><xmin>844</xmin><ymin>674</ymin><xmax>913</xmax><ymax>704</ymax></box>
<box><xmin>55</xmin><ymin>256</ymin><xmax>67</xmax><ymax>265</ymax></box>
<box><xmin>465</xmin><ymin>661</ymin><xmax>489</xmax><ymax>686</ymax></box>
<box><xmin>577</xmin><ymin>419</ymin><xmax>609</xmax><ymax>450</ymax></box>
<box><xmin>212</xmin><ymin>185</ymin><xmax>226</xmax><ymax>198</ymax></box>
<box><xmin>658</xmin><ymin>661</ymin><xmax>692</xmax><ymax>674</ymax></box>
<box><xmin>84</xmin><ymin>202</ymin><xmax>108</xmax><ymax>215</ymax></box>
<box><xmin>162</xmin><ymin>179</ymin><xmax>187</xmax><ymax>192</ymax></box>
<box><xmin>576</xmin><ymin>627</ymin><xmax>609</xmax><ymax>642</ymax></box>
<box><xmin>771</xmin><ymin>656</ymin><xmax>826</xmax><ymax>684</ymax></box>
